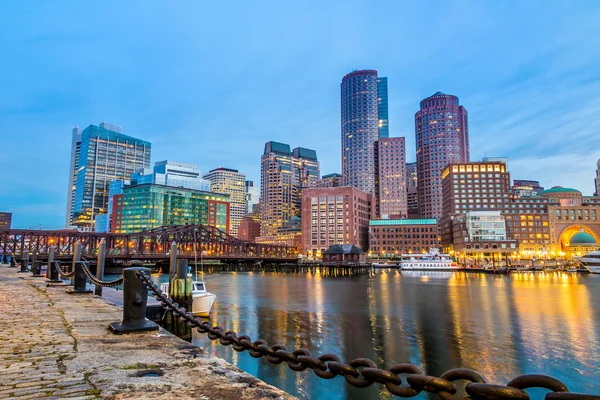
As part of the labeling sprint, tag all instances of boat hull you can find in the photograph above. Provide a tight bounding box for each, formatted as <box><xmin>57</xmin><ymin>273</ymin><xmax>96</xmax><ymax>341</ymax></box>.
<box><xmin>401</xmin><ymin>267</ymin><xmax>461</xmax><ymax>271</ymax></box>
<box><xmin>192</xmin><ymin>293</ymin><xmax>216</xmax><ymax>316</ymax></box>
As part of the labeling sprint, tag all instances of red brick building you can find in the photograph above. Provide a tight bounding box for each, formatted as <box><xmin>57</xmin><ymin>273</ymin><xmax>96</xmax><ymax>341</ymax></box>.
<box><xmin>237</xmin><ymin>217</ymin><xmax>261</xmax><ymax>242</ymax></box>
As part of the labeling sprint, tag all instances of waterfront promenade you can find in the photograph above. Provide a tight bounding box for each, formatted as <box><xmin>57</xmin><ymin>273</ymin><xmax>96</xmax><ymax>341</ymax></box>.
<box><xmin>0</xmin><ymin>265</ymin><xmax>294</xmax><ymax>399</ymax></box>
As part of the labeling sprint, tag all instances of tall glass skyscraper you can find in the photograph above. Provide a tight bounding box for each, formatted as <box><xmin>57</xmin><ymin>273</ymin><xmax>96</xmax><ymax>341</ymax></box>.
<box><xmin>69</xmin><ymin>122</ymin><xmax>151</xmax><ymax>230</ymax></box>
<box><xmin>415</xmin><ymin>92</ymin><xmax>469</xmax><ymax>219</ymax></box>
<box><xmin>65</xmin><ymin>127</ymin><xmax>82</xmax><ymax>227</ymax></box>
<box><xmin>341</xmin><ymin>70</ymin><xmax>387</xmax><ymax>193</ymax></box>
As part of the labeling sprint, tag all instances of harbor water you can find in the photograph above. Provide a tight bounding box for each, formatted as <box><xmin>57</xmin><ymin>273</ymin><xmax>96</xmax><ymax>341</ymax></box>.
<box><xmin>148</xmin><ymin>269</ymin><xmax>600</xmax><ymax>399</ymax></box>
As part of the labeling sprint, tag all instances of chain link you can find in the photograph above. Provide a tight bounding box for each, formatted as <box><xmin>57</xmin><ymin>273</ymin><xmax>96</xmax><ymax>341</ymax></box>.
<box><xmin>54</xmin><ymin>262</ymin><xmax>75</xmax><ymax>278</ymax></box>
<box><xmin>136</xmin><ymin>272</ymin><xmax>599</xmax><ymax>399</ymax></box>
<box><xmin>81</xmin><ymin>264</ymin><xmax>124</xmax><ymax>287</ymax></box>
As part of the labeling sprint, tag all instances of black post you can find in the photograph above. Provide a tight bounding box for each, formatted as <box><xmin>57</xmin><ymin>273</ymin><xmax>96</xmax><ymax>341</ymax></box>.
<box><xmin>9</xmin><ymin>254</ymin><xmax>16</xmax><ymax>268</ymax></box>
<box><xmin>95</xmin><ymin>239</ymin><xmax>106</xmax><ymax>296</ymax></box>
<box><xmin>66</xmin><ymin>262</ymin><xmax>92</xmax><ymax>294</ymax></box>
<box><xmin>19</xmin><ymin>251</ymin><xmax>29</xmax><ymax>273</ymax></box>
<box><xmin>31</xmin><ymin>261</ymin><xmax>43</xmax><ymax>277</ymax></box>
<box><xmin>109</xmin><ymin>267</ymin><xmax>159</xmax><ymax>334</ymax></box>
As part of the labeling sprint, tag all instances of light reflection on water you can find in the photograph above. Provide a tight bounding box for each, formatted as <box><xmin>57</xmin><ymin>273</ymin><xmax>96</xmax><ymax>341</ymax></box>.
<box><xmin>152</xmin><ymin>269</ymin><xmax>600</xmax><ymax>399</ymax></box>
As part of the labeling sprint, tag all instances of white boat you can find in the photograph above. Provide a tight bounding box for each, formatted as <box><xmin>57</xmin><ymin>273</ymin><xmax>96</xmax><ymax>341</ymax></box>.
<box><xmin>160</xmin><ymin>281</ymin><xmax>216</xmax><ymax>316</ymax></box>
<box><xmin>577</xmin><ymin>251</ymin><xmax>600</xmax><ymax>273</ymax></box>
<box><xmin>400</xmin><ymin>248</ymin><xmax>460</xmax><ymax>271</ymax></box>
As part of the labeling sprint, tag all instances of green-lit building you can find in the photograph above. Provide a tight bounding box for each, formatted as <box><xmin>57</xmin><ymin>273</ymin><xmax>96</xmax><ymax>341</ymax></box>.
<box><xmin>113</xmin><ymin>184</ymin><xmax>230</xmax><ymax>234</ymax></box>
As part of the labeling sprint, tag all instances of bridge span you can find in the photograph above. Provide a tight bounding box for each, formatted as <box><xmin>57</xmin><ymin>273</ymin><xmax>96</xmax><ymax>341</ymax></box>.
<box><xmin>0</xmin><ymin>224</ymin><xmax>298</xmax><ymax>263</ymax></box>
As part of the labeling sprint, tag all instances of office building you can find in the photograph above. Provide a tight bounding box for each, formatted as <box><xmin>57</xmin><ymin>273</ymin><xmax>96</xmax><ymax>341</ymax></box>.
<box><xmin>65</xmin><ymin>127</ymin><xmax>82</xmax><ymax>227</ymax></box>
<box><xmin>70</xmin><ymin>123</ymin><xmax>151</xmax><ymax>230</ymax></box>
<box><xmin>203</xmin><ymin>167</ymin><xmax>247</xmax><ymax>236</ymax></box>
<box><xmin>375</xmin><ymin>137</ymin><xmax>407</xmax><ymax>218</ymax></box>
<box><xmin>416</xmin><ymin>92</ymin><xmax>469</xmax><ymax>219</ymax></box>
<box><xmin>596</xmin><ymin>160</ymin><xmax>600</xmax><ymax>196</ymax></box>
<box><xmin>513</xmin><ymin>179</ymin><xmax>544</xmax><ymax>198</ymax></box>
<box><xmin>315</xmin><ymin>173</ymin><xmax>343</xmax><ymax>188</ymax></box>
<box><xmin>112</xmin><ymin>184</ymin><xmax>230</xmax><ymax>234</ymax></box>
<box><xmin>406</xmin><ymin>162</ymin><xmax>417</xmax><ymax>188</ymax></box>
<box><xmin>132</xmin><ymin>160</ymin><xmax>211</xmax><ymax>191</ymax></box>
<box><xmin>341</xmin><ymin>70</ymin><xmax>382</xmax><ymax>193</ymax></box>
<box><xmin>245</xmin><ymin>180</ymin><xmax>260</xmax><ymax>214</ymax></box>
<box><xmin>238</xmin><ymin>216</ymin><xmax>261</xmax><ymax>242</ymax></box>
<box><xmin>377</xmin><ymin>77</ymin><xmax>389</xmax><ymax>138</ymax></box>
<box><xmin>368</xmin><ymin>219</ymin><xmax>439</xmax><ymax>256</ymax></box>
<box><xmin>260</xmin><ymin>141</ymin><xmax>319</xmax><ymax>237</ymax></box>
<box><xmin>301</xmin><ymin>186</ymin><xmax>374</xmax><ymax>257</ymax></box>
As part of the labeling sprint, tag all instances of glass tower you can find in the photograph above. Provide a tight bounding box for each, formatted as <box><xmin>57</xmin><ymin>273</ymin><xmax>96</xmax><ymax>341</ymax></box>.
<box><xmin>65</xmin><ymin>127</ymin><xmax>82</xmax><ymax>227</ymax></box>
<box><xmin>341</xmin><ymin>70</ymin><xmax>387</xmax><ymax>193</ymax></box>
<box><xmin>203</xmin><ymin>167</ymin><xmax>247</xmax><ymax>237</ymax></box>
<box><xmin>72</xmin><ymin>122</ymin><xmax>151</xmax><ymax>230</ymax></box>
<box><xmin>415</xmin><ymin>92</ymin><xmax>469</xmax><ymax>219</ymax></box>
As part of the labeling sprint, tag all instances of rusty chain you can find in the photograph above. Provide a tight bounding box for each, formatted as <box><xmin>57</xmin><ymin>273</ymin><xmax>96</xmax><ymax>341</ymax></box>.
<box><xmin>137</xmin><ymin>272</ymin><xmax>599</xmax><ymax>400</ymax></box>
<box><xmin>81</xmin><ymin>264</ymin><xmax>124</xmax><ymax>288</ymax></box>
<box><xmin>54</xmin><ymin>262</ymin><xmax>75</xmax><ymax>278</ymax></box>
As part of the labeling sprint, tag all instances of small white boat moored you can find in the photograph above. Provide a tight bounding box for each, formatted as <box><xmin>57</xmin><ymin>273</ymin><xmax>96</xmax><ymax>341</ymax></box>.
<box><xmin>160</xmin><ymin>281</ymin><xmax>216</xmax><ymax>316</ymax></box>
<box><xmin>577</xmin><ymin>250</ymin><xmax>600</xmax><ymax>274</ymax></box>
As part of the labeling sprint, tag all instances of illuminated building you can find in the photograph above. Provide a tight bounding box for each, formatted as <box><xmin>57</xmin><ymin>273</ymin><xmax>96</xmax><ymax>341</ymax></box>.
<box><xmin>65</xmin><ymin>127</ymin><xmax>82</xmax><ymax>228</ymax></box>
<box><xmin>260</xmin><ymin>141</ymin><xmax>319</xmax><ymax>237</ymax></box>
<box><xmin>203</xmin><ymin>167</ymin><xmax>247</xmax><ymax>236</ymax></box>
<box><xmin>375</xmin><ymin>137</ymin><xmax>407</xmax><ymax>218</ymax></box>
<box><xmin>315</xmin><ymin>173</ymin><xmax>342</xmax><ymax>188</ymax></box>
<box><xmin>406</xmin><ymin>162</ymin><xmax>418</xmax><ymax>217</ymax></box>
<box><xmin>112</xmin><ymin>184</ymin><xmax>230</xmax><ymax>234</ymax></box>
<box><xmin>513</xmin><ymin>179</ymin><xmax>544</xmax><ymax>198</ymax></box>
<box><xmin>368</xmin><ymin>219</ymin><xmax>439</xmax><ymax>256</ymax></box>
<box><xmin>341</xmin><ymin>70</ymin><xmax>384</xmax><ymax>193</ymax></box>
<box><xmin>406</xmin><ymin>162</ymin><xmax>417</xmax><ymax>188</ymax></box>
<box><xmin>245</xmin><ymin>180</ymin><xmax>260</xmax><ymax>213</ymax></box>
<box><xmin>301</xmin><ymin>186</ymin><xmax>374</xmax><ymax>257</ymax></box>
<box><xmin>69</xmin><ymin>123</ymin><xmax>151</xmax><ymax>230</ymax></box>
<box><xmin>377</xmin><ymin>77</ymin><xmax>389</xmax><ymax>138</ymax></box>
<box><xmin>416</xmin><ymin>92</ymin><xmax>469</xmax><ymax>219</ymax></box>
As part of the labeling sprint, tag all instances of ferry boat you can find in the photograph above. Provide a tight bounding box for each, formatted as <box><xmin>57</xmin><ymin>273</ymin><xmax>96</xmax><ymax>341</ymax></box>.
<box><xmin>577</xmin><ymin>251</ymin><xmax>600</xmax><ymax>274</ymax></box>
<box><xmin>160</xmin><ymin>281</ymin><xmax>216</xmax><ymax>316</ymax></box>
<box><xmin>400</xmin><ymin>248</ymin><xmax>460</xmax><ymax>271</ymax></box>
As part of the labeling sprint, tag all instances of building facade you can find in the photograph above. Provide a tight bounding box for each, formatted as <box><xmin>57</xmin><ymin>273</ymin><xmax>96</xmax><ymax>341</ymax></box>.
<box><xmin>341</xmin><ymin>70</ymin><xmax>381</xmax><ymax>193</ymax></box>
<box><xmin>375</xmin><ymin>137</ymin><xmax>407</xmax><ymax>218</ymax></box>
<box><xmin>70</xmin><ymin>123</ymin><xmax>151</xmax><ymax>230</ymax></box>
<box><xmin>238</xmin><ymin>216</ymin><xmax>261</xmax><ymax>242</ymax></box>
<box><xmin>368</xmin><ymin>219</ymin><xmax>439</xmax><ymax>257</ymax></box>
<box><xmin>416</xmin><ymin>92</ymin><xmax>469</xmax><ymax>219</ymax></box>
<box><xmin>203</xmin><ymin>167</ymin><xmax>247</xmax><ymax>236</ymax></box>
<box><xmin>377</xmin><ymin>77</ymin><xmax>389</xmax><ymax>139</ymax></box>
<box><xmin>65</xmin><ymin>127</ymin><xmax>82</xmax><ymax>228</ymax></box>
<box><xmin>245</xmin><ymin>180</ymin><xmax>260</xmax><ymax>214</ymax></box>
<box><xmin>301</xmin><ymin>186</ymin><xmax>374</xmax><ymax>257</ymax></box>
<box><xmin>513</xmin><ymin>179</ymin><xmax>544</xmax><ymax>198</ymax></box>
<box><xmin>260</xmin><ymin>141</ymin><xmax>319</xmax><ymax>237</ymax></box>
<box><xmin>112</xmin><ymin>184</ymin><xmax>230</xmax><ymax>234</ymax></box>
<box><xmin>406</xmin><ymin>162</ymin><xmax>417</xmax><ymax>188</ymax></box>
<box><xmin>315</xmin><ymin>173</ymin><xmax>343</xmax><ymax>188</ymax></box>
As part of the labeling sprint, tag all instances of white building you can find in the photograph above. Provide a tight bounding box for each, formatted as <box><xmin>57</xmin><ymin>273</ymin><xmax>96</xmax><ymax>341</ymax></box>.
<box><xmin>203</xmin><ymin>167</ymin><xmax>247</xmax><ymax>236</ymax></box>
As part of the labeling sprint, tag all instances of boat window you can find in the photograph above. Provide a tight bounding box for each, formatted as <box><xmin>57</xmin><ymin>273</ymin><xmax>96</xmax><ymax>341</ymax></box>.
<box><xmin>195</xmin><ymin>284</ymin><xmax>205</xmax><ymax>291</ymax></box>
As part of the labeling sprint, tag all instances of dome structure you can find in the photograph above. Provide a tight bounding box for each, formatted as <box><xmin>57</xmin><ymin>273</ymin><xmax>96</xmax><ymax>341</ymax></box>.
<box><xmin>536</xmin><ymin>186</ymin><xmax>581</xmax><ymax>196</ymax></box>
<box><xmin>570</xmin><ymin>229</ymin><xmax>597</xmax><ymax>245</ymax></box>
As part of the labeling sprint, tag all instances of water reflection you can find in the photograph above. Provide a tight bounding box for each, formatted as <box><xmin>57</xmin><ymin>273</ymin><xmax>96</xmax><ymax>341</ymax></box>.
<box><xmin>153</xmin><ymin>269</ymin><xmax>600</xmax><ymax>398</ymax></box>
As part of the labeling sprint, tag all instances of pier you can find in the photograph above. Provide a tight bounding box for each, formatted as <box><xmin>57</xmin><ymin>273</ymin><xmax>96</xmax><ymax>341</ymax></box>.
<box><xmin>0</xmin><ymin>265</ymin><xmax>293</xmax><ymax>399</ymax></box>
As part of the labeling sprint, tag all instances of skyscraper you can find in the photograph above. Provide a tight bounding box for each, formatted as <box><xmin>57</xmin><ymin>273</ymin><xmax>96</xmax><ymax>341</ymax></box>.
<box><xmin>406</xmin><ymin>162</ymin><xmax>417</xmax><ymax>188</ymax></box>
<box><xmin>203</xmin><ymin>167</ymin><xmax>247</xmax><ymax>236</ymax></box>
<box><xmin>375</xmin><ymin>137</ymin><xmax>407</xmax><ymax>218</ymax></box>
<box><xmin>595</xmin><ymin>159</ymin><xmax>600</xmax><ymax>196</ymax></box>
<box><xmin>65</xmin><ymin>127</ymin><xmax>82</xmax><ymax>228</ymax></box>
<box><xmin>260</xmin><ymin>141</ymin><xmax>319</xmax><ymax>237</ymax></box>
<box><xmin>415</xmin><ymin>92</ymin><xmax>469</xmax><ymax>219</ymax></box>
<box><xmin>245</xmin><ymin>180</ymin><xmax>260</xmax><ymax>214</ymax></box>
<box><xmin>70</xmin><ymin>122</ymin><xmax>151</xmax><ymax>230</ymax></box>
<box><xmin>377</xmin><ymin>77</ymin><xmax>389</xmax><ymax>139</ymax></box>
<box><xmin>341</xmin><ymin>70</ymin><xmax>384</xmax><ymax>193</ymax></box>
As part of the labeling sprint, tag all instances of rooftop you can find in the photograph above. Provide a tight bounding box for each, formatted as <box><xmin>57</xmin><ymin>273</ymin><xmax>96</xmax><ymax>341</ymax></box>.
<box><xmin>370</xmin><ymin>219</ymin><xmax>437</xmax><ymax>226</ymax></box>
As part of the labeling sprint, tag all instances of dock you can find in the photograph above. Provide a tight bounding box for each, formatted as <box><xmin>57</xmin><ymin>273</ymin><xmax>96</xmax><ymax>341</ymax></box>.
<box><xmin>0</xmin><ymin>265</ymin><xmax>294</xmax><ymax>399</ymax></box>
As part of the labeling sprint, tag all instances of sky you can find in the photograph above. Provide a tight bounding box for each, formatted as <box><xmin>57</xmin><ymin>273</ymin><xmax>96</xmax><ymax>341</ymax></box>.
<box><xmin>1</xmin><ymin>0</ymin><xmax>600</xmax><ymax>229</ymax></box>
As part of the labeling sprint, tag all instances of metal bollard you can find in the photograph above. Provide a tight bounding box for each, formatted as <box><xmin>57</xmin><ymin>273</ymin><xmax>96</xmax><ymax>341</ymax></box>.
<box><xmin>9</xmin><ymin>254</ymin><xmax>16</xmax><ymax>268</ymax></box>
<box><xmin>66</xmin><ymin>261</ymin><xmax>92</xmax><ymax>294</ymax></box>
<box><xmin>19</xmin><ymin>251</ymin><xmax>29</xmax><ymax>273</ymax></box>
<box><xmin>109</xmin><ymin>267</ymin><xmax>159</xmax><ymax>334</ymax></box>
<box><xmin>46</xmin><ymin>246</ymin><xmax>63</xmax><ymax>283</ymax></box>
<box><xmin>95</xmin><ymin>239</ymin><xmax>106</xmax><ymax>296</ymax></box>
<box><xmin>31</xmin><ymin>261</ymin><xmax>43</xmax><ymax>277</ymax></box>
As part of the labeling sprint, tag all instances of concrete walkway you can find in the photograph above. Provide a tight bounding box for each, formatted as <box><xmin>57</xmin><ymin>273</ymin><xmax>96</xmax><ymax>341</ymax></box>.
<box><xmin>0</xmin><ymin>266</ymin><xmax>294</xmax><ymax>399</ymax></box>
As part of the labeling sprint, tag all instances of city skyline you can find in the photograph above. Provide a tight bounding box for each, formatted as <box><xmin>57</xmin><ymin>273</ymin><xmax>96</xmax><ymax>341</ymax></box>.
<box><xmin>2</xmin><ymin>1</ymin><xmax>600</xmax><ymax>228</ymax></box>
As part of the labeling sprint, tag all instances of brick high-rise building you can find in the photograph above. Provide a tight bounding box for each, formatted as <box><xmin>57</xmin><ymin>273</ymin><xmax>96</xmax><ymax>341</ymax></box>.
<box><xmin>416</xmin><ymin>92</ymin><xmax>469</xmax><ymax>219</ymax></box>
<box><xmin>260</xmin><ymin>141</ymin><xmax>319</xmax><ymax>237</ymax></box>
<box><xmin>301</xmin><ymin>186</ymin><xmax>374</xmax><ymax>256</ymax></box>
<box><xmin>375</xmin><ymin>137</ymin><xmax>407</xmax><ymax>218</ymax></box>
<box><xmin>341</xmin><ymin>70</ymin><xmax>387</xmax><ymax>193</ymax></box>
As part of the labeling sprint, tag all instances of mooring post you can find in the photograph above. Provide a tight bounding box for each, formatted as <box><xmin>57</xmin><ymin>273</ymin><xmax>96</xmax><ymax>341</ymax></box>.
<box><xmin>19</xmin><ymin>251</ymin><xmax>29</xmax><ymax>273</ymax></box>
<box><xmin>31</xmin><ymin>260</ymin><xmax>43</xmax><ymax>277</ymax></box>
<box><xmin>66</xmin><ymin>261</ymin><xmax>92</xmax><ymax>294</ymax></box>
<box><xmin>46</xmin><ymin>246</ymin><xmax>63</xmax><ymax>283</ymax></box>
<box><xmin>95</xmin><ymin>239</ymin><xmax>106</xmax><ymax>296</ymax></box>
<box><xmin>9</xmin><ymin>254</ymin><xmax>16</xmax><ymax>268</ymax></box>
<box><xmin>169</xmin><ymin>241</ymin><xmax>177</xmax><ymax>282</ymax></box>
<box><xmin>168</xmin><ymin>259</ymin><xmax>192</xmax><ymax>340</ymax></box>
<box><xmin>109</xmin><ymin>267</ymin><xmax>159</xmax><ymax>334</ymax></box>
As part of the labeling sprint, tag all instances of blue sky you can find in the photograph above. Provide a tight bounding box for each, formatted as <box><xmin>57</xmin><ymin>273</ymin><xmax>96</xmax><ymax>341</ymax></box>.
<box><xmin>1</xmin><ymin>1</ymin><xmax>600</xmax><ymax>229</ymax></box>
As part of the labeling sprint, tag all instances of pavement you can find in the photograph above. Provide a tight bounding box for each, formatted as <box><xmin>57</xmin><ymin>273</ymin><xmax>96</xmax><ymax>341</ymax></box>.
<box><xmin>0</xmin><ymin>265</ymin><xmax>295</xmax><ymax>399</ymax></box>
